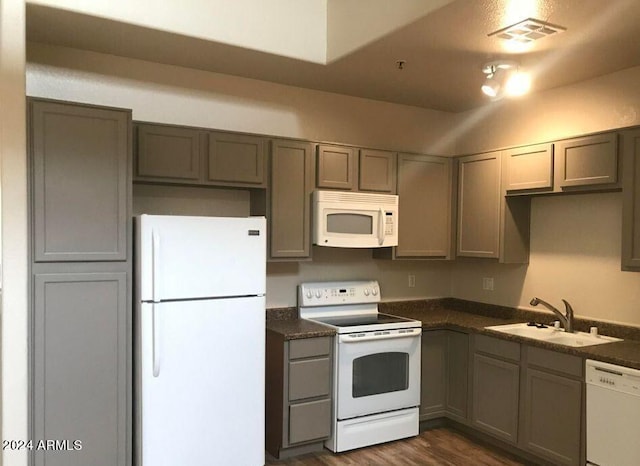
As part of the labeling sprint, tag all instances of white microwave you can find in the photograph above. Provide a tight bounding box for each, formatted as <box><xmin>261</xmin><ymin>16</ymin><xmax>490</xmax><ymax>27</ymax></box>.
<box><xmin>313</xmin><ymin>190</ymin><xmax>399</xmax><ymax>248</ymax></box>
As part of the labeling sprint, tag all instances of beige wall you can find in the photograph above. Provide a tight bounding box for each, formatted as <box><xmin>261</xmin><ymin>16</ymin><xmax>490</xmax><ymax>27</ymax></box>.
<box><xmin>452</xmin><ymin>67</ymin><xmax>640</xmax><ymax>327</ymax></box>
<box><xmin>1</xmin><ymin>0</ymin><xmax>28</xmax><ymax>464</ymax></box>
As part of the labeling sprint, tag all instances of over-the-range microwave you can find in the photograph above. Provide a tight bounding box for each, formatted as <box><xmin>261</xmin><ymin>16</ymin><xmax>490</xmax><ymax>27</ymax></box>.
<box><xmin>313</xmin><ymin>190</ymin><xmax>399</xmax><ymax>248</ymax></box>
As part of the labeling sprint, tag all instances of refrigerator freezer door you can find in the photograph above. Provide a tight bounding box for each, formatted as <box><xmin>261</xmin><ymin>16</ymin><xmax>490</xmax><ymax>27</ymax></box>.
<box><xmin>137</xmin><ymin>297</ymin><xmax>265</xmax><ymax>466</ymax></box>
<box><xmin>137</xmin><ymin>215</ymin><xmax>266</xmax><ymax>301</ymax></box>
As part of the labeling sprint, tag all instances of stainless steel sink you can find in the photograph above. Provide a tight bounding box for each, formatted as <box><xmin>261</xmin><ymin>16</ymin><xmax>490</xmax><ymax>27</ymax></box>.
<box><xmin>485</xmin><ymin>322</ymin><xmax>622</xmax><ymax>347</ymax></box>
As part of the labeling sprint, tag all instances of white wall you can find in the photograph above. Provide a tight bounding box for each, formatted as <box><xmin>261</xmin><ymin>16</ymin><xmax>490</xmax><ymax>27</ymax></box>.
<box><xmin>452</xmin><ymin>66</ymin><xmax>640</xmax><ymax>327</ymax></box>
<box><xmin>1</xmin><ymin>0</ymin><xmax>28</xmax><ymax>464</ymax></box>
<box><xmin>29</xmin><ymin>0</ymin><xmax>328</xmax><ymax>63</ymax></box>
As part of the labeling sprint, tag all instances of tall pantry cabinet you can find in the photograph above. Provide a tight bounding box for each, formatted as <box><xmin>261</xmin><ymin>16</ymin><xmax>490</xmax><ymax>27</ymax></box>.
<box><xmin>28</xmin><ymin>98</ymin><xmax>131</xmax><ymax>466</ymax></box>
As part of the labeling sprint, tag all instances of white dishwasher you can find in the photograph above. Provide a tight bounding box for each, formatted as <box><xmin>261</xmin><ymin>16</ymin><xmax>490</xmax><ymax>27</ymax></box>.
<box><xmin>586</xmin><ymin>359</ymin><xmax>640</xmax><ymax>466</ymax></box>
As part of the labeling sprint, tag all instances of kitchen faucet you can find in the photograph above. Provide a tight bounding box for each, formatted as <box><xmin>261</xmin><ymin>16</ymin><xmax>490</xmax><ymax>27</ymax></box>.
<box><xmin>529</xmin><ymin>297</ymin><xmax>575</xmax><ymax>333</ymax></box>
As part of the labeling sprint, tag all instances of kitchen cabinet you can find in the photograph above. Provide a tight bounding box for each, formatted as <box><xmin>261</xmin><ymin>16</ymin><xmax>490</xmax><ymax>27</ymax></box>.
<box><xmin>457</xmin><ymin>151</ymin><xmax>530</xmax><ymax>263</ymax></box>
<box><xmin>29</xmin><ymin>98</ymin><xmax>132</xmax><ymax>466</ymax></box>
<box><xmin>359</xmin><ymin>148</ymin><xmax>396</xmax><ymax>193</ymax></box>
<box><xmin>520</xmin><ymin>346</ymin><xmax>583</xmax><ymax>466</ymax></box>
<box><xmin>33</xmin><ymin>270</ymin><xmax>129</xmax><ymax>466</ymax></box>
<box><xmin>266</xmin><ymin>333</ymin><xmax>333</xmax><ymax>459</ymax></box>
<box><xmin>268</xmin><ymin>139</ymin><xmax>315</xmax><ymax>260</ymax></box>
<box><xmin>316</xmin><ymin>144</ymin><xmax>356</xmax><ymax>190</ymax></box>
<box><xmin>30</xmin><ymin>99</ymin><xmax>129</xmax><ymax>262</ymax></box>
<box><xmin>420</xmin><ymin>330</ymin><xmax>469</xmax><ymax>422</ymax></box>
<box><xmin>471</xmin><ymin>335</ymin><xmax>520</xmax><ymax>444</ymax></box>
<box><xmin>554</xmin><ymin>132</ymin><xmax>619</xmax><ymax>191</ymax></box>
<box><xmin>134</xmin><ymin>123</ymin><xmax>202</xmax><ymax>183</ymax></box>
<box><xmin>207</xmin><ymin>131</ymin><xmax>266</xmax><ymax>187</ymax></box>
<box><xmin>621</xmin><ymin>128</ymin><xmax>640</xmax><ymax>270</ymax></box>
<box><xmin>374</xmin><ymin>154</ymin><xmax>453</xmax><ymax>260</ymax></box>
<box><xmin>503</xmin><ymin>143</ymin><xmax>554</xmax><ymax>193</ymax></box>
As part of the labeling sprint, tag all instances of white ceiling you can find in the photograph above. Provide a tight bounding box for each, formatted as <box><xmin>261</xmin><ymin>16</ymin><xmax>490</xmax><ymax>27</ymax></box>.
<box><xmin>26</xmin><ymin>0</ymin><xmax>640</xmax><ymax>112</ymax></box>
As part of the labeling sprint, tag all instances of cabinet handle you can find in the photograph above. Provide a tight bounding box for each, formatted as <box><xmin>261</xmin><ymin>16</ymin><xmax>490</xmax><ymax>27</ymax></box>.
<box><xmin>152</xmin><ymin>304</ymin><xmax>160</xmax><ymax>377</ymax></box>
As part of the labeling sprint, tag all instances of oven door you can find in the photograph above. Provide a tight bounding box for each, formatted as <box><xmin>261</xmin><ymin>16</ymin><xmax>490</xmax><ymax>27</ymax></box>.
<box><xmin>336</xmin><ymin>329</ymin><xmax>420</xmax><ymax>420</ymax></box>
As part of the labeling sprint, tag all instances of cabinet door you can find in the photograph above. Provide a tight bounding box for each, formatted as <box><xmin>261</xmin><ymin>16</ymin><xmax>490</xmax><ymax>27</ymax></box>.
<box><xmin>316</xmin><ymin>144</ymin><xmax>355</xmax><ymax>190</ymax></box>
<box><xmin>555</xmin><ymin>133</ymin><xmax>619</xmax><ymax>189</ymax></box>
<box><xmin>207</xmin><ymin>131</ymin><xmax>266</xmax><ymax>186</ymax></box>
<box><xmin>30</xmin><ymin>100</ymin><xmax>129</xmax><ymax>262</ymax></box>
<box><xmin>503</xmin><ymin>143</ymin><xmax>553</xmax><ymax>192</ymax></box>
<box><xmin>446</xmin><ymin>331</ymin><xmax>469</xmax><ymax>421</ymax></box>
<box><xmin>457</xmin><ymin>152</ymin><xmax>501</xmax><ymax>258</ymax></box>
<box><xmin>33</xmin><ymin>271</ymin><xmax>128</xmax><ymax>466</ymax></box>
<box><xmin>359</xmin><ymin>149</ymin><xmax>396</xmax><ymax>193</ymax></box>
<box><xmin>521</xmin><ymin>368</ymin><xmax>582</xmax><ymax>465</ymax></box>
<box><xmin>472</xmin><ymin>354</ymin><xmax>519</xmax><ymax>444</ymax></box>
<box><xmin>135</xmin><ymin>123</ymin><xmax>201</xmax><ymax>182</ymax></box>
<box><xmin>396</xmin><ymin>154</ymin><xmax>453</xmax><ymax>258</ymax></box>
<box><xmin>622</xmin><ymin>129</ymin><xmax>640</xmax><ymax>270</ymax></box>
<box><xmin>270</xmin><ymin>140</ymin><xmax>314</xmax><ymax>259</ymax></box>
<box><xmin>420</xmin><ymin>330</ymin><xmax>447</xmax><ymax>420</ymax></box>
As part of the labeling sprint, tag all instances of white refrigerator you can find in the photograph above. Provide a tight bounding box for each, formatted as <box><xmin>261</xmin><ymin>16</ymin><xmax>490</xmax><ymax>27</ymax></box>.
<box><xmin>135</xmin><ymin>214</ymin><xmax>266</xmax><ymax>466</ymax></box>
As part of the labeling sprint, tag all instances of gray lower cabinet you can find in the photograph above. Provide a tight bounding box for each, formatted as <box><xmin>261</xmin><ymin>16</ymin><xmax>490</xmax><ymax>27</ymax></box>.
<box><xmin>471</xmin><ymin>335</ymin><xmax>520</xmax><ymax>444</ymax></box>
<box><xmin>134</xmin><ymin>123</ymin><xmax>202</xmax><ymax>183</ymax></box>
<box><xmin>622</xmin><ymin>128</ymin><xmax>640</xmax><ymax>270</ymax></box>
<box><xmin>420</xmin><ymin>330</ymin><xmax>469</xmax><ymax>422</ymax></box>
<box><xmin>520</xmin><ymin>346</ymin><xmax>583</xmax><ymax>466</ymax></box>
<box><xmin>269</xmin><ymin>139</ymin><xmax>314</xmax><ymax>260</ymax></box>
<box><xmin>266</xmin><ymin>333</ymin><xmax>332</xmax><ymax>459</ymax></box>
<box><xmin>30</xmin><ymin>99</ymin><xmax>130</xmax><ymax>262</ymax></box>
<box><xmin>33</xmin><ymin>270</ymin><xmax>128</xmax><ymax>466</ymax></box>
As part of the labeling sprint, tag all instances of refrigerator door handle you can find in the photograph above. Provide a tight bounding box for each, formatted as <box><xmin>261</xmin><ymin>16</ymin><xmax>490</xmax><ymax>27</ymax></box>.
<box><xmin>152</xmin><ymin>229</ymin><xmax>160</xmax><ymax>302</ymax></box>
<box><xmin>152</xmin><ymin>304</ymin><xmax>160</xmax><ymax>377</ymax></box>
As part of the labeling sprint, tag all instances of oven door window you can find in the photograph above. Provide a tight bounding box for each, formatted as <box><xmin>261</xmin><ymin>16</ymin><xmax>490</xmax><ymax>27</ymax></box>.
<box><xmin>352</xmin><ymin>352</ymin><xmax>409</xmax><ymax>398</ymax></box>
<box><xmin>326</xmin><ymin>213</ymin><xmax>373</xmax><ymax>235</ymax></box>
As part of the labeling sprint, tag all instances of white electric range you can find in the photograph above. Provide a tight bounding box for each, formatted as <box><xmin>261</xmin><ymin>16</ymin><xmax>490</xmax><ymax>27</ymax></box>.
<box><xmin>299</xmin><ymin>280</ymin><xmax>422</xmax><ymax>453</ymax></box>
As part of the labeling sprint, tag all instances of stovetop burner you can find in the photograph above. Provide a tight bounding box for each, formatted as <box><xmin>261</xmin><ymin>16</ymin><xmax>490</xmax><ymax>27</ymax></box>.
<box><xmin>310</xmin><ymin>312</ymin><xmax>415</xmax><ymax>328</ymax></box>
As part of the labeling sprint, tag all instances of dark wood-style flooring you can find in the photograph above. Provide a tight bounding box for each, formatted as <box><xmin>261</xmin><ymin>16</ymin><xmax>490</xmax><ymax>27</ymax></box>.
<box><xmin>266</xmin><ymin>428</ymin><xmax>532</xmax><ymax>466</ymax></box>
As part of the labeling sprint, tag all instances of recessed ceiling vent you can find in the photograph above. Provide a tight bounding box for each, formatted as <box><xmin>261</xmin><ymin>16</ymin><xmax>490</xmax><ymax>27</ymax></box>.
<box><xmin>489</xmin><ymin>18</ymin><xmax>566</xmax><ymax>43</ymax></box>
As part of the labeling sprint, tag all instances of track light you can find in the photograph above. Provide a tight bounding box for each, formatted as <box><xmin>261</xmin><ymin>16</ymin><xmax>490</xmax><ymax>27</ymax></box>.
<box><xmin>481</xmin><ymin>61</ymin><xmax>531</xmax><ymax>99</ymax></box>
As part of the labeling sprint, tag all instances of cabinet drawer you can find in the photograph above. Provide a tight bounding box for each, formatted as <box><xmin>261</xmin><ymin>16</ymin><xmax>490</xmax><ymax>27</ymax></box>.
<box><xmin>289</xmin><ymin>399</ymin><xmax>331</xmax><ymax>445</ymax></box>
<box><xmin>288</xmin><ymin>337</ymin><xmax>331</xmax><ymax>359</ymax></box>
<box><xmin>526</xmin><ymin>346</ymin><xmax>582</xmax><ymax>377</ymax></box>
<box><xmin>288</xmin><ymin>358</ymin><xmax>331</xmax><ymax>401</ymax></box>
<box><xmin>474</xmin><ymin>334</ymin><xmax>520</xmax><ymax>362</ymax></box>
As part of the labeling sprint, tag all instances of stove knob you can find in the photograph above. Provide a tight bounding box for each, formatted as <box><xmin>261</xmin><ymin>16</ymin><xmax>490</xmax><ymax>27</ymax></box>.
<box><xmin>364</xmin><ymin>288</ymin><xmax>370</xmax><ymax>296</ymax></box>
<box><xmin>306</xmin><ymin>290</ymin><xmax>313</xmax><ymax>299</ymax></box>
<box><xmin>372</xmin><ymin>288</ymin><xmax>378</xmax><ymax>296</ymax></box>
<box><xmin>315</xmin><ymin>290</ymin><xmax>322</xmax><ymax>298</ymax></box>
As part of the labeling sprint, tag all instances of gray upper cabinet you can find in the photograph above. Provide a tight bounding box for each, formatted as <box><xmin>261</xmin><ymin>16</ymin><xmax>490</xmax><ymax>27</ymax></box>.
<box><xmin>622</xmin><ymin>128</ymin><xmax>640</xmax><ymax>270</ymax></box>
<box><xmin>316</xmin><ymin>144</ymin><xmax>356</xmax><ymax>190</ymax></box>
<box><xmin>397</xmin><ymin>154</ymin><xmax>453</xmax><ymax>258</ymax></box>
<box><xmin>269</xmin><ymin>139</ymin><xmax>314</xmax><ymax>260</ymax></box>
<box><xmin>555</xmin><ymin>132</ymin><xmax>619</xmax><ymax>190</ymax></box>
<box><xmin>503</xmin><ymin>143</ymin><xmax>554</xmax><ymax>192</ymax></box>
<box><xmin>30</xmin><ymin>99</ymin><xmax>130</xmax><ymax>262</ymax></box>
<box><xmin>33</xmin><ymin>271</ymin><xmax>128</xmax><ymax>466</ymax></box>
<box><xmin>359</xmin><ymin>149</ymin><xmax>396</xmax><ymax>193</ymax></box>
<box><xmin>207</xmin><ymin>131</ymin><xmax>266</xmax><ymax>187</ymax></box>
<box><xmin>135</xmin><ymin>123</ymin><xmax>202</xmax><ymax>183</ymax></box>
<box><xmin>457</xmin><ymin>152</ymin><xmax>501</xmax><ymax>258</ymax></box>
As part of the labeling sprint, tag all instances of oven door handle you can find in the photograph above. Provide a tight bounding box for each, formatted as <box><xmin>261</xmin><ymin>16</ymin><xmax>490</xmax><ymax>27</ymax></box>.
<box><xmin>339</xmin><ymin>329</ymin><xmax>421</xmax><ymax>343</ymax></box>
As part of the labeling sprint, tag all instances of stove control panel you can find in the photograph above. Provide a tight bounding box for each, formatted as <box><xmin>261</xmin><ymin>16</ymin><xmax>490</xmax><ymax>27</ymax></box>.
<box><xmin>298</xmin><ymin>280</ymin><xmax>380</xmax><ymax>306</ymax></box>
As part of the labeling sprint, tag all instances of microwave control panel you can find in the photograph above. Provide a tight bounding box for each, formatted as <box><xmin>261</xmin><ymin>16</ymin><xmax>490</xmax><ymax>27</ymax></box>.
<box><xmin>385</xmin><ymin>211</ymin><xmax>395</xmax><ymax>236</ymax></box>
<box><xmin>298</xmin><ymin>280</ymin><xmax>380</xmax><ymax>306</ymax></box>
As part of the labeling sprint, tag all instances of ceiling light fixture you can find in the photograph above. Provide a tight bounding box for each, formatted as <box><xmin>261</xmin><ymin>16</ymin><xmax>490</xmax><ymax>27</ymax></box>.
<box><xmin>481</xmin><ymin>61</ymin><xmax>531</xmax><ymax>99</ymax></box>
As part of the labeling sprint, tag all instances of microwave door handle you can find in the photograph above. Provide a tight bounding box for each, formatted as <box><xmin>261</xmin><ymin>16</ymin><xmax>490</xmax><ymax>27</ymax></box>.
<box><xmin>378</xmin><ymin>208</ymin><xmax>385</xmax><ymax>245</ymax></box>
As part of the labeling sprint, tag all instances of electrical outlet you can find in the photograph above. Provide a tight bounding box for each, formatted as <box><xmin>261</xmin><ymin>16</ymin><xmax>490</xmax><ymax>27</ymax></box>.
<box><xmin>408</xmin><ymin>274</ymin><xmax>416</xmax><ymax>288</ymax></box>
<box><xmin>482</xmin><ymin>277</ymin><xmax>494</xmax><ymax>291</ymax></box>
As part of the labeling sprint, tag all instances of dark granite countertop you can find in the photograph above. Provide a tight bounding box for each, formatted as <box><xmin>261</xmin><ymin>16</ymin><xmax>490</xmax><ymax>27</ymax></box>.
<box><xmin>266</xmin><ymin>299</ymin><xmax>640</xmax><ymax>370</ymax></box>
